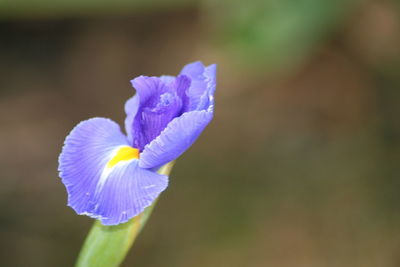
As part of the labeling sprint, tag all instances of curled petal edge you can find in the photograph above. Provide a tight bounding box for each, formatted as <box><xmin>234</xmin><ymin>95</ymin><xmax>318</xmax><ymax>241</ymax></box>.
<box><xmin>139</xmin><ymin>110</ymin><xmax>213</xmax><ymax>169</ymax></box>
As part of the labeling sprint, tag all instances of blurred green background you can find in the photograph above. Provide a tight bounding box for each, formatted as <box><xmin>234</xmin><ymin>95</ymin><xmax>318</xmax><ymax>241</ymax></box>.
<box><xmin>1</xmin><ymin>0</ymin><xmax>400</xmax><ymax>266</ymax></box>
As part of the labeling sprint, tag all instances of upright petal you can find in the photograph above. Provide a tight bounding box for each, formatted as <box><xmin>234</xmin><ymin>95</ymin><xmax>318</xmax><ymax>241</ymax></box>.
<box><xmin>130</xmin><ymin>75</ymin><xmax>191</xmax><ymax>150</ymax></box>
<box><xmin>180</xmin><ymin>62</ymin><xmax>217</xmax><ymax>112</ymax></box>
<box><xmin>131</xmin><ymin>76</ymin><xmax>164</xmax><ymax>107</ymax></box>
<box><xmin>124</xmin><ymin>95</ymin><xmax>139</xmax><ymax>145</ymax></box>
<box><xmin>203</xmin><ymin>64</ymin><xmax>217</xmax><ymax>107</ymax></box>
<box><xmin>125</xmin><ymin>94</ymin><xmax>140</xmax><ymax>115</ymax></box>
<box><xmin>160</xmin><ymin>75</ymin><xmax>175</xmax><ymax>85</ymax></box>
<box><xmin>139</xmin><ymin>110</ymin><xmax>213</xmax><ymax>169</ymax></box>
<box><xmin>58</xmin><ymin>118</ymin><xmax>168</xmax><ymax>225</ymax></box>
<box><xmin>180</xmin><ymin>61</ymin><xmax>206</xmax><ymax>80</ymax></box>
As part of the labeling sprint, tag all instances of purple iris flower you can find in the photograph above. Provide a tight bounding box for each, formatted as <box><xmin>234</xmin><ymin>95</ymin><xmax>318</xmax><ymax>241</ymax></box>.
<box><xmin>58</xmin><ymin>62</ymin><xmax>216</xmax><ymax>225</ymax></box>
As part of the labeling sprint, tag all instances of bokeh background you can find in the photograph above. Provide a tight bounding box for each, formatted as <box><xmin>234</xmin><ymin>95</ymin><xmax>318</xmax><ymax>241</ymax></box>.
<box><xmin>1</xmin><ymin>0</ymin><xmax>400</xmax><ymax>266</ymax></box>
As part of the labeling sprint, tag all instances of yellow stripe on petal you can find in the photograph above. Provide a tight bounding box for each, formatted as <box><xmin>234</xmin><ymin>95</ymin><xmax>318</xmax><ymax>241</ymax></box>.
<box><xmin>107</xmin><ymin>146</ymin><xmax>139</xmax><ymax>168</ymax></box>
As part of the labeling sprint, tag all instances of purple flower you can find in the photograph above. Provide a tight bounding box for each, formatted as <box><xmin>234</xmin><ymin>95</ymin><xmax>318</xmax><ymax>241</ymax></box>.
<box><xmin>58</xmin><ymin>62</ymin><xmax>216</xmax><ymax>225</ymax></box>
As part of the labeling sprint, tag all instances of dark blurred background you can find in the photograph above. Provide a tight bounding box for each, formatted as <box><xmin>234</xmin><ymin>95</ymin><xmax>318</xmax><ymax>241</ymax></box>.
<box><xmin>1</xmin><ymin>0</ymin><xmax>399</xmax><ymax>266</ymax></box>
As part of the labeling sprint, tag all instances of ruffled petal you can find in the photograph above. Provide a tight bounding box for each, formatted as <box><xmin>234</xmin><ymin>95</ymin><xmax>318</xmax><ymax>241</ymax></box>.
<box><xmin>59</xmin><ymin>118</ymin><xmax>129</xmax><ymax>216</ymax></box>
<box><xmin>129</xmin><ymin>75</ymin><xmax>191</xmax><ymax>150</ymax></box>
<box><xmin>58</xmin><ymin>117</ymin><xmax>168</xmax><ymax>225</ymax></box>
<box><xmin>180</xmin><ymin>62</ymin><xmax>217</xmax><ymax>112</ymax></box>
<box><xmin>139</xmin><ymin>110</ymin><xmax>213</xmax><ymax>169</ymax></box>
<box><xmin>91</xmin><ymin>160</ymin><xmax>168</xmax><ymax>225</ymax></box>
<box><xmin>203</xmin><ymin>64</ymin><xmax>217</xmax><ymax>108</ymax></box>
<box><xmin>180</xmin><ymin>61</ymin><xmax>206</xmax><ymax>80</ymax></box>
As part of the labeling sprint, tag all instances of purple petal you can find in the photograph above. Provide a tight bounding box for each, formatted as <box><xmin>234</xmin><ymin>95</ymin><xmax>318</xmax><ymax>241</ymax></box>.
<box><xmin>124</xmin><ymin>95</ymin><xmax>139</xmax><ymax>145</ymax></box>
<box><xmin>160</xmin><ymin>75</ymin><xmax>175</xmax><ymax>84</ymax></box>
<box><xmin>59</xmin><ymin>118</ymin><xmax>129</xmax><ymax>216</ymax></box>
<box><xmin>139</xmin><ymin>110</ymin><xmax>213</xmax><ymax>169</ymax></box>
<box><xmin>180</xmin><ymin>62</ymin><xmax>217</xmax><ymax>112</ymax></box>
<box><xmin>58</xmin><ymin>117</ymin><xmax>168</xmax><ymax>225</ymax></box>
<box><xmin>203</xmin><ymin>64</ymin><xmax>217</xmax><ymax>107</ymax></box>
<box><xmin>180</xmin><ymin>61</ymin><xmax>206</xmax><ymax>80</ymax></box>
<box><xmin>131</xmin><ymin>76</ymin><xmax>162</xmax><ymax>104</ymax></box>
<box><xmin>130</xmin><ymin>75</ymin><xmax>191</xmax><ymax>150</ymax></box>
<box><xmin>91</xmin><ymin>160</ymin><xmax>168</xmax><ymax>225</ymax></box>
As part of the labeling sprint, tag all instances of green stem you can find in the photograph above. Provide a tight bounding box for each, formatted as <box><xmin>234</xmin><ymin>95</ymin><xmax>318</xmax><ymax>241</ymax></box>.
<box><xmin>75</xmin><ymin>162</ymin><xmax>175</xmax><ymax>267</ymax></box>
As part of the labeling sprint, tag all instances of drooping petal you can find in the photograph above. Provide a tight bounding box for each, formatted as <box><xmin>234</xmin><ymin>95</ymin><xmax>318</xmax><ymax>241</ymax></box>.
<box><xmin>90</xmin><ymin>160</ymin><xmax>168</xmax><ymax>225</ymax></box>
<box><xmin>59</xmin><ymin>118</ymin><xmax>129</xmax><ymax>215</ymax></box>
<box><xmin>58</xmin><ymin>117</ymin><xmax>168</xmax><ymax>225</ymax></box>
<box><xmin>180</xmin><ymin>62</ymin><xmax>217</xmax><ymax>112</ymax></box>
<box><xmin>139</xmin><ymin>110</ymin><xmax>213</xmax><ymax>169</ymax></box>
<box><xmin>130</xmin><ymin>75</ymin><xmax>191</xmax><ymax>150</ymax></box>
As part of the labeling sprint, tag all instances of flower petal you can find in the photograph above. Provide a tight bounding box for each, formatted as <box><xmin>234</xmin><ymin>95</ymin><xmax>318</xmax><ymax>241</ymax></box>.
<box><xmin>160</xmin><ymin>75</ymin><xmax>175</xmax><ymax>84</ymax></box>
<box><xmin>203</xmin><ymin>64</ymin><xmax>217</xmax><ymax>108</ymax></box>
<box><xmin>130</xmin><ymin>75</ymin><xmax>191</xmax><ymax>150</ymax></box>
<box><xmin>139</xmin><ymin>110</ymin><xmax>213</xmax><ymax>169</ymax></box>
<box><xmin>180</xmin><ymin>62</ymin><xmax>217</xmax><ymax>112</ymax></box>
<box><xmin>180</xmin><ymin>61</ymin><xmax>206</xmax><ymax>80</ymax></box>
<box><xmin>90</xmin><ymin>160</ymin><xmax>168</xmax><ymax>225</ymax></box>
<box><xmin>58</xmin><ymin>117</ymin><xmax>168</xmax><ymax>225</ymax></box>
<box><xmin>124</xmin><ymin>95</ymin><xmax>139</xmax><ymax>145</ymax></box>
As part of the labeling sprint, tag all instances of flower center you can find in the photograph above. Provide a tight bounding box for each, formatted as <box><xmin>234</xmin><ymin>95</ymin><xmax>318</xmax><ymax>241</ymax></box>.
<box><xmin>150</xmin><ymin>92</ymin><xmax>175</xmax><ymax>112</ymax></box>
<box><xmin>107</xmin><ymin>146</ymin><xmax>139</xmax><ymax>168</ymax></box>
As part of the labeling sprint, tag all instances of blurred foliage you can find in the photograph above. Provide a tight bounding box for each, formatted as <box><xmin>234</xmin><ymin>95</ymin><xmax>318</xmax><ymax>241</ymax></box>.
<box><xmin>0</xmin><ymin>0</ymin><xmax>194</xmax><ymax>18</ymax></box>
<box><xmin>208</xmin><ymin>0</ymin><xmax>359</xmax><ymax>73</ymax></box>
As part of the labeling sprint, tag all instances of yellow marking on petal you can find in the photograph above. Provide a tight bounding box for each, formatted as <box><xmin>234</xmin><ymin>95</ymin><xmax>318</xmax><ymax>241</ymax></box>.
<box><xmin>107</xmin><ymin>146</ymin><xmax>139</xmax><ymax>168</ymax></box>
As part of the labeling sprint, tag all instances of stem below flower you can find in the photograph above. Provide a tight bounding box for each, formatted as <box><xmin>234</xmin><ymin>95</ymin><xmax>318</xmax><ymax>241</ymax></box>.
<box><xmin>75</xmin><ymin>162</ymin><xmax>175</xmax><ymax>267</ymax></box>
